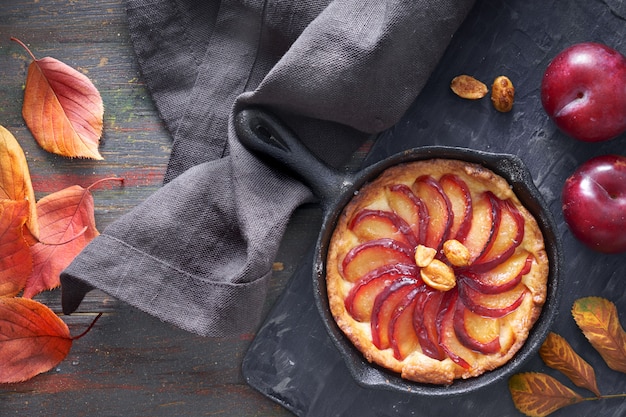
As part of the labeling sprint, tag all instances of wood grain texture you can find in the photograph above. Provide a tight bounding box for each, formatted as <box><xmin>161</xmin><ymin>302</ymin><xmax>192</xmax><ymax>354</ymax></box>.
<box><xmin>0</xmin><ymin>1</ymin><xmax>315</xmax><ymax>415</ymax></box>
<box><xmin>1</xmin><ymin>1</ymin><xmax>171</xmax><ymax>227</ymax></box>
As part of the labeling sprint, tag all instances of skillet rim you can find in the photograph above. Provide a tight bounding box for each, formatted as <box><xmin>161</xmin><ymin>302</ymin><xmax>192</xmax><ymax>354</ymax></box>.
<box><xmin>312</xmin><ymin>145</ymin><xmax>562</xmax><ymax>397</ymax></box>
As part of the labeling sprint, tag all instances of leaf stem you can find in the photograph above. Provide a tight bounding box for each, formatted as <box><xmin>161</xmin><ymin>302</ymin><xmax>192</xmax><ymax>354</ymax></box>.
<box><xmin>10</xmin><ymin>37</ymin><xmax>38</xmax><ymax>61</ymax></box>
<box><xmin>71</xmin><ymin>312</ymin><xmax>103</xmax><ymax>340</ymax></box>
<box><xmin>87</xmin><ymin>177</ymin><xmax>124</xmax><ymax>191</ymax></box>
<box><xmin>583</xmin><ymin>393</ymin><xmax>626</xmax><ymax>401</ymax></box>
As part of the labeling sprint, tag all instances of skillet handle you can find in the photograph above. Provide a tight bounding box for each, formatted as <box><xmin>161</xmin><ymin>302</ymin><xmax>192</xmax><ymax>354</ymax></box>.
<box><xmin>234</xmin><ymin>108</ymin><xmax>346</xmax><ymax>203</ymax></box>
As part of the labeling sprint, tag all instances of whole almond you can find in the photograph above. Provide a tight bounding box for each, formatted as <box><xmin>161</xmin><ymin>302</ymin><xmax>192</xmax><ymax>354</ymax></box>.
<box><xmin>450</xmin><ymin>75</ymin><xmax>488</xmax><ymax>100</ymax></box>
<box><xmin>420</xmin><ymin>259</ymin><xmax>456</xmax><ymax>292</ymax></box>
<box><xmin>442</xmin><ymin>239</ymin><xmax>471</xmax><ymax>267</ymax></box>
<box><xmin>414</xmin><ymin>244</ymin><xmax>437</xmax><ymax>268</ymax></box>
<box><xmin>491</xmin><ymin>75</ymin><xmax>515</xmax><ymax>112</ymax></box>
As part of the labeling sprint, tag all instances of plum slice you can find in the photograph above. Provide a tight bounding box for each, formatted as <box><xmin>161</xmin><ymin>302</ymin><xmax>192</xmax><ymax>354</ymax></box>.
<box><xmin>349</xmin><ymin>209</ymin><xmax>418</xmax><ymax>247</ymax></box>
<box><xmin>412</xmin><ymin>175</ymin><xmax>452</xmax><ymax>250</ymax></box>
<box><xmin>453</xmin><ymin>299</ymin><xmax>501</xmax><ymax>354</ymax></box>
<box><xmin>473</xmin><ymin>199</ymin><xmax>524</xmax><ymax>271</ymax></box>
<box><xmin>462</xmin><ymin>251</ymin><xmax>533</xmax><ymax>294</ymax></box>
<box><xmin>345</xmin><ymin>263</ymin><xmax>419</xmax><ymax>321</ymax></box>
<box><xmin>371</xmin><ymin>277</ymin><xmax>419</xmax><ymax>349</ymax></box>
<box><xmin>413</xmin><ymin>288</ymin><xmax>446</xmax><ymax>360</ymax></box>
<box><xmin>390</xmin><ymin>287</ymin><xmax>422</xmax><ymax>359</ymax></box>
<box><xmin>459</xmin><ymin>280</ymin><xmax>528</xmax><ymax>318</ymax></box>
<box><xmin>385</xmin><ymin>184</ymin><xmax>428</xmax><ymax>245</ymax></box>
<box><xmin>437</xmin><ymin>290</ymin><xmax>476</xmax><ymax>369</ymax></box>
<box><xmin>462</xmin><ymin>192</ymin><xmax>500</xmax><ymax>262</ymax></box>
<box><xmin>440</xmin><ymin>174</ymin><xmax>473</xmax><ymax>242</ymax></box>
<box><xmin>341</xmin><ymin>238</ymin><xmax>414</xmax><ymax>282</ymax></box>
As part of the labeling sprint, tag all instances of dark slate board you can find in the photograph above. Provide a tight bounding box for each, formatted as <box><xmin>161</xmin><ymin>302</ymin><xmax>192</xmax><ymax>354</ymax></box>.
<box><xmin>242</xmin><ymin>0</ymin><xmax>626</xmax><ymax>415</ymax></box>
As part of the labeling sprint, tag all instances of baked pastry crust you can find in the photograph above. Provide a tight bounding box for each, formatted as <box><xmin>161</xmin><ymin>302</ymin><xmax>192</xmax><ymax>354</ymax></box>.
<box><xmin>326</xmin><ymin>158</ymin><xmax>549</xmax><ymax>385</ymax></box>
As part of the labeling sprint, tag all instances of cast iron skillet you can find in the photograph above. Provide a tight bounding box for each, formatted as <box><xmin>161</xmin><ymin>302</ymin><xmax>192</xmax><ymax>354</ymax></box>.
<box><xmin>234</xmin><ymin>107</ymin><xmax>561</xmax><ymax>397</ymax></box>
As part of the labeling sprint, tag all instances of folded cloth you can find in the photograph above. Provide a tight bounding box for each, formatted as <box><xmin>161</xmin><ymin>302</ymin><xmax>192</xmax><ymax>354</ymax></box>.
<box><xmin>61</xmin><ymin>0</ymin><xmax>476</xmax><ymax>336</ymax></box>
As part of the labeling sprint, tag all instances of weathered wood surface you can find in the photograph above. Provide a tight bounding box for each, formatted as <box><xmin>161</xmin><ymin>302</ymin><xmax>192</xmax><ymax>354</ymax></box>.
<box><xmin>0</xmin><ymin>1</ymin><xmax>319</xmax><ymax>415</ymax></box>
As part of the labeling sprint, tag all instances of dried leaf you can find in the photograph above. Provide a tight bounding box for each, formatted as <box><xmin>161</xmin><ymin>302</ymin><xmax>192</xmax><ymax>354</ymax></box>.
<box><xmin>0</xmin><ymin>297</ymin><xmax>72</xmax><ymax>383</ymax></box>
<box><xmin>12</xmin><ymin>38</ymin><xmax>103</xmax><ymax>160</ymax></box>
<box><xmin>572</xmin><ymin>297</ymin><xmax>626</xmax><ymax>374</ymax></box>
<box><xmin>539</xmin><ymin>332</ymin><xmax>601</xmax><ymax>396</ymax></box>
<box><xmin>23</xmin><ymin>184</ymin><xmax>100</xmax><ymax>298</ymax></box>
<box><xmin>509</xmin><ymin>372</ymin><xmax>584</xmax><ymax>417</ymax></box>
<box><xmin>0</xmin><ymin>125</ymin><xmax>38</xmax><ymax>237</ymax></box>
<box><xmin>0</xmin><ymin>199</ymin><xmax>33</xmax><ymax>297</ymax></box>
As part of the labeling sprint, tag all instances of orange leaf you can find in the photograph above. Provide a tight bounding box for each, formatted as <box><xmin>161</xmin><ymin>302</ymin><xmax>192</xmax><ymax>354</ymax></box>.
<box><xmin>0</xmin><ymin>297</ymin><xmax>72</xmax><ymax>383</ymax></box>
<box><xmin>0</xmin><ymin>125</ymin><xmax>38</xmax><ymax>237</ymax></box>
<box><xmin>0</xmin><ymin>199</ymin><xmax>33</xmax><ymax>297</ymax></box>
<box><xmin>572</xmin><ymin>297</ymin><xmax>626</xmax><ymax>374</ymax></box>
<box><xmin>12</xmin><ymin>38</ymin><xmax>103</xmax><ymax>160</ymax></box>
<box><xmin>539</xmin><ymin>332</ymin><xmax>601</xmax><ymax>396</ymax></box>
<box><xmin>509</xmin><ymin>372</ymin><xmax>584</xmax><ymax>417</ymax></box>
<box><xmin>23</xmin><ymin>184</ymin><xmax>100</xmax><ymax>298</ymax></box>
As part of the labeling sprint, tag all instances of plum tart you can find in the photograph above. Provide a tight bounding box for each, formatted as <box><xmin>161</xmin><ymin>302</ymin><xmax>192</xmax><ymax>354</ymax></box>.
<box><xmin>326</xmin><ymin>158</ymin><xmax>549</xmax><ymax>385</ymax></box>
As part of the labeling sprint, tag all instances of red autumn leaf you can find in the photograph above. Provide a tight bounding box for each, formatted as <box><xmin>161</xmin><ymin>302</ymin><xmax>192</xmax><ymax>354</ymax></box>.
<box><xmin>0</xmin><ymin>297</ymin><xmax>72</xmax><ymax>383</ymax></box>
<box><xmin>0</xmin><ymin>199</ymin><xmax>33</xmax><ymax>297</ymax></box>
<box><xmin>0</xmin><ymin>125</ymin><xmax>38</xmax><ymax>237</ymax></box>
<box><xmin>22</xmin><ymin>183</ymin><xmax>101</xmax><ymax>298</ymax></box>
<box><xmin>509</xmin><ymin>372</ymin><xmax>584</xmax><ymax>417</ymax></box>
<box><xmin>11</xmin><ymin>37</ymin><xmax>104</xmax><ymax>160</ymax></box>
<box><xmin>539</xmin><ymin>332</ymin><xmax>601</xmax><ymax>396</ymax></box>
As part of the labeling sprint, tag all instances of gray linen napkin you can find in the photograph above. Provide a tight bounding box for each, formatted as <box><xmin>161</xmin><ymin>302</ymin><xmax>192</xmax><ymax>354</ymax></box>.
<box><xmin>61</xmin><ymin>0</ymin><xmax>476</xmax><ymax>336</ymax></box>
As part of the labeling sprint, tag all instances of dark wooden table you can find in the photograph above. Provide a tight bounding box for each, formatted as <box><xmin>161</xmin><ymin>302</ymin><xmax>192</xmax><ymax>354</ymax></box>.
<box><xmin>0</xmin><ymin>2</ymin><xmax>323</xmax><ymax>415</ymax></box>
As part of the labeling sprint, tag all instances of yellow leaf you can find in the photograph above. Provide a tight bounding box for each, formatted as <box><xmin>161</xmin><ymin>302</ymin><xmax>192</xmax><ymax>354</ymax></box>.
<box><xmin>572</xmin><ymin>297</ymin><xmax>626</xmax><ymax>374</ymax></box>
<box><xmin>0</xmin><ymin>125</ymin><xmax>38</xmax><ymax>237</ymax></box>
<box><xmin>539</xmin><ymin>332</ymin><xmax>600</xmax><ymax>396</ymax></box>
<box><xmin>509</xmin><ymin>372</ymin><xmax>584</xmax><ymax>417</ymax></box>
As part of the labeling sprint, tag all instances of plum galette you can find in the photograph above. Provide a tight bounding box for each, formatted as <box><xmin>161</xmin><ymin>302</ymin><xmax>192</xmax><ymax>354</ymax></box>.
<box><xmin>325</xmin><ymin>158</ymin><xmax>549</xmax><ymax>385</ymax></box>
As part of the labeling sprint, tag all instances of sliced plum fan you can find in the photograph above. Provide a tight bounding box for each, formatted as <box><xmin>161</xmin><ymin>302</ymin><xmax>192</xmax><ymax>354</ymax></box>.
<box><xmin>340</xmin><ymin>171</ymin><xmax>535</xmax><ymax>369</ymax></box>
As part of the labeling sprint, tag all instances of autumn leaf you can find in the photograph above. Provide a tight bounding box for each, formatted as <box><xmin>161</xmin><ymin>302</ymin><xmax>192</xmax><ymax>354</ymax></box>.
<box><xmin>22</xmin><ymin>183</ymin><xmax>101</xmax><ymax>298</ymax></box>
<box><xmin>539</xmin><ymin>332</ymin><xmax>601</xmax><ymax>396</ymax></box>
<box><xmin>0</xmin><ymin>199</ymin><xmax>33</xmax><ymax>297</ymax></box>
<box><xmin>0</xmin><ymin>125</ymin><xmax>38</xmax><ymax>237</ymax></box>
<box><xmin>0</xmin><ymin>297</ymin><xmax>72</xmax><ymax>383</ymax></box>
<box><xmin>11</xmin><ymin>37</ymin><xmax>104</xmax><ymax>160</ymax></box>
<box><xmin>572</xmin><ymin>297</ymin><xmax>626</xmax><ymax>374</ymax></box>
<box><xmin>509</xmin><ymin>372</ymin><xmax>584</xmax><ymax>417</ymax></box>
